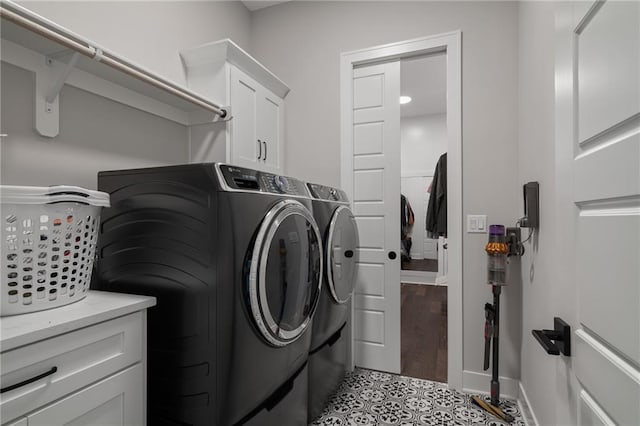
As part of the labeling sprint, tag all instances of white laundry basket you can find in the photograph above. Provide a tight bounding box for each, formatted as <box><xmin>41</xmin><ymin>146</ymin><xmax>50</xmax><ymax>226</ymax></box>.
<box><xmin>1</xmin><ymin>185</ymin><xmax>110</xmax><ymax>316</ymax></box>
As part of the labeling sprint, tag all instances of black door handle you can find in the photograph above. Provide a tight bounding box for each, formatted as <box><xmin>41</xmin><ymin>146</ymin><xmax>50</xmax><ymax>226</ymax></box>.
<box><xmin>388</xmin><ymin>251</ymin><xmax>397</xmax><ymax>260</ymax></box>
<box><xmin>532</xmin><ymin>317</ymin><xmax>571</xmax><ymax>356</ymax></box>
<box><xmin>257</xmin><ymin>139</ymin><xmax>262</xmax><ymax>160</ymax></box>
<box><xmin>345</xmin><ymin>250</ymin><xmax>354</xmax><ymax>258</ymax></box>
<box><xmin>1</xmin><ymin>366</ymin><xmax>58</xmax><ymax>393</ymax></box>
<box><xmin>263</xmin><ymin>140</ymin><xmax>267</xmax><ymax>161</ymax></box>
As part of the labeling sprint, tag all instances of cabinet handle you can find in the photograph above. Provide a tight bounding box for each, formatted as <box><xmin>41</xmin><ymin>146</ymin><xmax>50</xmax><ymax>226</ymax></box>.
<box><xmin>257</xmin><ymin>139</ymin><xmax>262</xmax><ymax>160</ymax></box>
<box><xmin>263</xmin><ymin>140</ymin><xmax>267</xmax><ymax>162</ymax></box>
<box><xmin>1</xmin><ymin>366</ymin><xmax>58</xmax><ymax>393</ymax></box>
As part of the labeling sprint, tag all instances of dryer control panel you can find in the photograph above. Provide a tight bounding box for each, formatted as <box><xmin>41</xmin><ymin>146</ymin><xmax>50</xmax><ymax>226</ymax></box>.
<box><xmin>219</xmin><ymin>164</ymin><xmax>309</xmax><ymax>197</ymax></box>
<box><xmin>307</xmin><ymin>183</ymin><xmax>349</xmax><ymax>203</ymax></box>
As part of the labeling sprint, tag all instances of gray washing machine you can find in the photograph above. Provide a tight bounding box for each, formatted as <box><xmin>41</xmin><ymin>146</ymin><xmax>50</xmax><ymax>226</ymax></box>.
<box><xmin>93</xmin><ymin>163</ymin><xmax>322</xmax><ymax>425</ymax></box>
<box><xmin>306</xmin><ymin>182</ymin><xmax>359</xmax><ymax>422</ymax></box>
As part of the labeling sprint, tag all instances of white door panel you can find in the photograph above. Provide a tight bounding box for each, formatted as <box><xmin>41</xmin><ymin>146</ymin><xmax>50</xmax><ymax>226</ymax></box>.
<box><xmin>574</xmin><ymin>331</ymin><xmax>640</xmax><ymax>426</ymax></box>
<box><xmin>355</xmin><ymin>261</ymin><xmax>385</xmax><ymax>297</ymax></box>
<box><xmin>354</xmin><ymin>310</ymin><xmax>385</xmax><ymax>344</ymax></box>
<box><xmin>577</xmin><ymin>1</ymin><xmax>639</xmax><ymax>142</ymax></box>
<box><xmin>555</xmin><ymin>1</ymin><xmax>640</xmax><ymax>424</ymax></box>
<box><xmin>574</xmin><ymin>131</ymin><xmax>640</xmax><ymax>203</ymax></box>
<box><xmin>579</xmin><ymin>390</ymin><xmax>615</xmax><ymax>426</ymax></box>
<box><xmin>354</xmin><ymin>122</ymin><xmax>384</xmax><ymax>155</ymax></box>
<box><xmin>576</xmin><ymin>214</ymin><xmax>639</xmax><ymax>362</ymax></box>
<box><xmin>353</xmin><ymin>170</ymin><xmax>385</xmax><ymax>202</ymax></box>
<box><xmin>352</xmin><ymin>61</ymin><xmax>401</xmax><ymax>373</ymax></box>
<box><xmin>355</xmin><ymin>217</ymin><xmax>385</xmax><ymax>249</ymax></box>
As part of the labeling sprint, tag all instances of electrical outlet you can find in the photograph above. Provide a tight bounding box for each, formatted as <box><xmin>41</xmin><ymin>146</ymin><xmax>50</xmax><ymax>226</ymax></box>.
<box><xmin>467</xmin><ymin>215</ymin><xmax>487</xmax><ymax>233</ymax></box>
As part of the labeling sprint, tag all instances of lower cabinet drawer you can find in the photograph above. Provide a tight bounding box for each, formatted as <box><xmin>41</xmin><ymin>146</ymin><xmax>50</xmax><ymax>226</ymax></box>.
<box><xmin>27</xmin><ymin>363</ymin><xmax>143</xmax><ymax>426</ymax></box>
<box><xmin>1</xmin><ymin>312</ymin><xmax>143</xmax><ymax>424</ymax></box>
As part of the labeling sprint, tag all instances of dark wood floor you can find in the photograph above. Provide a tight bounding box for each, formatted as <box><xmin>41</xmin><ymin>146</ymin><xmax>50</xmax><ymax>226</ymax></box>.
<box><xmin>401</xmin><ymin>258</ymin><xmax>438</xmax><ymax>272</ymax></box>
<box><xmin>401</xmin><ymin>283</ymin><xmax>447</xmax><ymax>383</ymax></box>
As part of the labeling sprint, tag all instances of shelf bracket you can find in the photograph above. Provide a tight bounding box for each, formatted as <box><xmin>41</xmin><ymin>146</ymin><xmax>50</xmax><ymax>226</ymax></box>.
<box><xmin>45</xmin><ymin>51</ymin><xmax>80</xmax><ymax>104</ymax></box>
<box><xmin>34</xmin><ymin>50</ymin><xmax>80</xmax><ymax>138</ymax></box>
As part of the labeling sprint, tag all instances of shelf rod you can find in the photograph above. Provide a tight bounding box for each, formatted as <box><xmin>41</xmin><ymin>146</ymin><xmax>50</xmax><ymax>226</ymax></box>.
<box><xmin>0</xmin><ymin>6</ymin><xmax>227</xmax><ymax>118</ymax></box>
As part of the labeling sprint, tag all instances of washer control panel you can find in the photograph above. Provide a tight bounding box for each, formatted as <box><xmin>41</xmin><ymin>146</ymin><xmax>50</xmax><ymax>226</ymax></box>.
<box><xmin>307</xmin><ymin>183</ymin><xmax>349</xmax><ymax>202</ymax></box>
<box><xmin>219</xmin><ymin>165</ymin><xmax>309</xmax><ymax>196</ymax></box>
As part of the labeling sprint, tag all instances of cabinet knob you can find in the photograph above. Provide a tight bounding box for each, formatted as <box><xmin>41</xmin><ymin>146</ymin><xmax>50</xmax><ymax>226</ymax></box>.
<box><xmin>263</xmin><ymin>140</ymin><xmax>267</xmax><ymax>162</ymax></box>
<box><xmin>257</xmin><ymin>140</ymin><xmax>262</xmax><ymax>160</ymax></box>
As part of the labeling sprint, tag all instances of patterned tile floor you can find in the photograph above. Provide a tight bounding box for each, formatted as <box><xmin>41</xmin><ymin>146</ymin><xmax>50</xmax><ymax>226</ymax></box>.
<box><xmin>311</xmin><ymin>368</ymin><xmax>525</xmax><ymax>426</ymax></box>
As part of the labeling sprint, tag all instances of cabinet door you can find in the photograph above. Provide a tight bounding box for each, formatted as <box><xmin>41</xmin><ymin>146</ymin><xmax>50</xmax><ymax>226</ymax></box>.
<box><xmin>257</xmin><ymin>87</ymin><xmax>283</xmax><ymax>174</ymax></box>
<box><xmin>27</xmin><ymin>364</ymin><xmax>143</xmax><ymax>426</ymax></box>
<box><xmin>230</xmin><ymin>67</ymin><xmax>259</xmax><ymax>169</ymax></box>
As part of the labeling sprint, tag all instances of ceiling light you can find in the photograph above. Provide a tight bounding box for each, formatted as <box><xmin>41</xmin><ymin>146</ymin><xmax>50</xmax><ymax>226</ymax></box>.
<box><xmin>400</xmin><ymin>96</ymin><xmax>412</xmax><ymax>105</ymax></box>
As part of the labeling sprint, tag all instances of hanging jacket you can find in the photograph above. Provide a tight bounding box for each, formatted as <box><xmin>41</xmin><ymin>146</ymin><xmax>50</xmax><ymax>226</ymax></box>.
<box><xmin>400</xmin><ymin>194</ymin><xmax>415</xmax><ymax>240</ymax></box>
<box><xmin>426</xmin><ymin>153</ymin><xmax>447</xmax><ymax>238</ymax></box>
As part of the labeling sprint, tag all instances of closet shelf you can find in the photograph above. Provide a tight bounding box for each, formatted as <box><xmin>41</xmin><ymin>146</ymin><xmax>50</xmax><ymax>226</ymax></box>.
<box><xmin>0</xmin><ymin>0</ymin><xmax>228</xmax><ymax>137</ymax></box>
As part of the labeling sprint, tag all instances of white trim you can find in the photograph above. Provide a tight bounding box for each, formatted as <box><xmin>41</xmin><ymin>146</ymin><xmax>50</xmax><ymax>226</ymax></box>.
<box><xmin>400</xmin><ymin>270</ymin><xmax>438</xmax><ymax>285</ymax></box>
<box><xmin>518</xmin><ymin>381</ymin><xmax>539</xmax><ymax>426</ymax></box>
<box><xmin>575</xmin><ymin>329</ymin><xmax>640</xmax><ymax>384</ymax></box>
<box><xmin>462</xmin><ymin>370</ymin><xmax>519</xmax><ymax>400</ymax></box>
<box><xmin>180</xmin><ymin>38</ymin><xmax>290</xmax><ymax>99</ymax></box>
<box><xmin>340</xmin><ymin>31</ymin><xmax>463</xmax><ymax>389</ymax></box>
<box><xmin>401</xmin><ymin>171</ymin><xmax>433</xmax><ymax>178</ymax></box>
<box><xmin>580</xmin><ymin>389</ymin><xmax>616</xmax><ymax>426</ymax></box>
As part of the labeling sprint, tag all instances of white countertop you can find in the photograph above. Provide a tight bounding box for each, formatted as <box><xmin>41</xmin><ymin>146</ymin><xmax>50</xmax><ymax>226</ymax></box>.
<box><xmin>0</xmin><ymin>290</ymin><xmax>156</xmax><ymax>352</ymax></box>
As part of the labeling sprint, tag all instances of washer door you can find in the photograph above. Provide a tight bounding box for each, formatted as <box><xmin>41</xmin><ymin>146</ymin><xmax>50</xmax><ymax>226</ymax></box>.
<box><xmin>248</xmin><ymin>199</ymin><xmax>323</xmax><ymax>347</ymax></box>
<box><xmin>326</xmin><ymin>205</ymin><xmax>359</xmax><ymax>304</ymax></box>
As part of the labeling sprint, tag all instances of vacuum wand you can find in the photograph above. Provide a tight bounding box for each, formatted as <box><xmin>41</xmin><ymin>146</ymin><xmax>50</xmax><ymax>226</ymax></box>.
<box><xmin>491</xmin><ymin>285</ymin><xmax>501</xmax><ymax>406</ymax></box>
<box><xmin>483</xmin><ymin>303</ymin><xmax>495</xmax><ymax>371</ymax></box>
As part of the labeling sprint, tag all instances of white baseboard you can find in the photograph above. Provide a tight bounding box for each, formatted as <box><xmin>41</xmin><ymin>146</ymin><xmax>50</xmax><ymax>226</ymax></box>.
<box><xmin>462</xmin><ymin>370</ymin><xmax>520</xmax><ymax>400</ymax></box>
<box><xmin>400</xmin><ymin>270</ymin><xmax>437</xmax><ymax>285</ymax></box>
<box><xmin>518</xmin><ymin>381</ymin><xmax>539</xmax><ymax>426</ymax></box>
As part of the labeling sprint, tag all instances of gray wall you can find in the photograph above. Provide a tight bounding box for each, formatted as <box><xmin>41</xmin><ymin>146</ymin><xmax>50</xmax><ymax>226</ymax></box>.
<box><xmin>2</xmin><ymin>1</ymin><xmax>252</xmax><ymax>189</ymax></box>
<box><xmin>517</xmin><ymin>2</ymin><xmax>556</xmax><ymax>424</ymax></box>
<box><xmin>1</xmin><ymin>63</ymin><xmax>186</xmax><ymax>189</ymax></box>
<box><xmin>17</xmin><ymin>1</ymin><xmax>252</xmax><ymax>86</ymax></box>
<box><xmin>250</xmin><ymin>2</ymin><xmax>521</xmax><ymax>382</ymax></box>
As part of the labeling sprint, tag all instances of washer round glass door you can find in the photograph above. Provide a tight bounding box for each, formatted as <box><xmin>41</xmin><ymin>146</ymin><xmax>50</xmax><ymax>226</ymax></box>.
<box><xmin>248</xmin><ymin>199</ymin><xmax>323</xmax><ymax>347</ymax></box>
<box><xmin>327</xmin><ymin>205</ymin><xmax>359</xmax><ymax>304</ymax></box>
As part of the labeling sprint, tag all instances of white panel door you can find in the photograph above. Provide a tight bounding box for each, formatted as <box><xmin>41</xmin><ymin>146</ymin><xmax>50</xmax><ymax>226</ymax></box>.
<box><xmin>352</xmin><ymin>61</ymin><xmax>401</xmax><ymax>373</ymax></box>
<box><xmin>555</xmin><ymin>2</ymin><xmax>639</xmax><ymax>424</ymax></box>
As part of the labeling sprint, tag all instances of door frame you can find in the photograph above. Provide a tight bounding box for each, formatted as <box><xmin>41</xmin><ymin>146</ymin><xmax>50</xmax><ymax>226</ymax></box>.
<box><xmin>340</xmin><ymin>31</ymin><xmax>463</xmax><ymax>389</ymax></box>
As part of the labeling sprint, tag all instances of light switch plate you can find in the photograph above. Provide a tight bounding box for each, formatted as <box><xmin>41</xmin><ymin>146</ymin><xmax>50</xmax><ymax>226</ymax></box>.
<box><xmin>467</xmin><ymin>215</ymin><xmax>487</xmax><ymax>233</ymax></box>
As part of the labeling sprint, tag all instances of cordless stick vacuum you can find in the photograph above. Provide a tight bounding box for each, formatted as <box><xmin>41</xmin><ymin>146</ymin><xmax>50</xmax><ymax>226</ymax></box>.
<box><xmin>471</xmin><ymin>225</ymin><xmax>515</xmax><ymax>423</ymax></box>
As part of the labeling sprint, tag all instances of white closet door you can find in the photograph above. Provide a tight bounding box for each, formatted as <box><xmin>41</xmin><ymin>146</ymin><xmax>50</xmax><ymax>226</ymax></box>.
<box><xmin>555</xmin><ymin>1</ymin><xmax>640</xmax><ymax>424</ymax></box>
<box><xmin>351</xmin><ymin>61</ymin><xmax>401</xmax><ymax>373</ymax></box>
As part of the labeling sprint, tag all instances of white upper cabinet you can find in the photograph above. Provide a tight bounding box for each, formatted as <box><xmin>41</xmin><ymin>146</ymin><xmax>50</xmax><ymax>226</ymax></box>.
<box><xmin>181</xmin><ymin>39</ymin><xmax>289</xmax><ymax>174</ymax></box>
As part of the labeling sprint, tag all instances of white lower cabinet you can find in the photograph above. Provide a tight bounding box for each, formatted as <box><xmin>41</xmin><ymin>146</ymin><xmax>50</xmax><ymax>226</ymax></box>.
<box><xmin>27</xmin><ymin>364</ymin><xmax>142</xmax><ymax>426</ymax></box>
<box><xmin>0</xmin><ymin>292</ymin><xmax>154</xmax><ymax>426</ymax></box>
